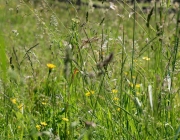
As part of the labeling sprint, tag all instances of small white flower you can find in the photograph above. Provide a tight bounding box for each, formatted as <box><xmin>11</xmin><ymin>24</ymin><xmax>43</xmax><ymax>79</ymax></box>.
<box><xmin>109</xmin><ymin>2</ymin><xmax>117</xmax><ymax>10</ymax></box>
<box><xmin>129</xmin><ymin>12</ymin><xmax>134</xmax><ymax>18</ymax></box>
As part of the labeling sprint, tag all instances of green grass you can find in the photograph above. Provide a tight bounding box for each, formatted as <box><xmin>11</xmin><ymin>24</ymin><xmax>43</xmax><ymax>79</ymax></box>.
<box><xmin>0</xmin><ymin>0</ymin><xmax>180</xmax><ymax>139</ymax></box>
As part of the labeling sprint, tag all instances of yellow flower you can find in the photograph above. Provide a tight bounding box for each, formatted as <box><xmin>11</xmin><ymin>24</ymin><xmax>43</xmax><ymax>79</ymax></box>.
<box><xmin>18</xmin><ymin>104</ymin><xmax>24</xmax><ymax>112</ymax></box>
<box><xmin>135</xmin><ymin>84</ymin><xmax>141</xmax><ymax>88</ymax></box>
<box><xmin>90</xmin><ymin>91</ymin><xmax>95</xmax><ymax>94</ymax></box>
<box><xmin>47</xmin><ymin>63</ymin><xmax>56</xmax><ymax>69</ymax></box>
<box><xmin>112</xmin><ymin>89</ymin><xmax>118</xmax><ymax>94</ymax></box>
<box><xmin>62</xmin><ymin>117</ymin><xmax>69</xmax><ymax>122</ymax></box>
<box><xmin>129</xmin><ymin>83</ymin><xmax>133</xmax><ymax>87</ymax></box>
<box><xmin>85</xmin><ymin>92</ymin><xmax>91</xmax><ymax>96</ymax></box>
<box><xmin>10</xmin><ymin>98</ymin><xmax>16</xmax><ymax>104</ymax></box>
<box><xmin>136</xmin><ymin>92</ymin><xmax>140</xmax><ymax>96</ymax></box>
<box><xmin>117</xmin><ymin>108</ymin><xmax>121</xmax><ymax>111</ymax></box>
<box><xmin>40</xmin><ymin>122</ymin><xmax>47</xmax><ymax>126</ymax></box>
<box><xmin>36</xmin><ymin>125</ymin><xmax>41</xmax><ymax>131</ymax></box>
<box><xmin>113</xmin><ymin>97</ymin><xmax>119</xmax><ymax>101</ymax></box>
<box><xmin>85</xmin><ymin>90</ymin><xmax>95</xmax><ymax>97</ymax></box>
<box><xmin>42</xmin><ymin>102</ymin><xmax>47</xmax><ymax>105</ymax></box>
<box><xmin>142</xmin><ymin>57</ymin><xmax>150</xmax><ymax>61</ymax></box>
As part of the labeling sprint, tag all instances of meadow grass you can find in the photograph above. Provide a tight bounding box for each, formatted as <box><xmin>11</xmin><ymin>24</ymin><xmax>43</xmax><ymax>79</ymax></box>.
<box><xmin>0</xmin><ymin>0</ymin><xmax>180</xmax><ymax>139</ymax></box>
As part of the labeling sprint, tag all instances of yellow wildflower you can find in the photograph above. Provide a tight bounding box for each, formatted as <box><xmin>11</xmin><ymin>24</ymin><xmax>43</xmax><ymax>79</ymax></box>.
<box><xmin>136</xmin><ymin>92</ymin><xmax>140</xmax><ymax>96</ymax></box>
<box><xmin>10</xmin><ymin>98</ymin><xmax>16</xmax><ymax>104</ymax></box>
<box><xmin>135</xmin><ymin>84</ymin><xmax>141</xmax><ymax>88</ymax></box>
<box><xmin>42</xmin><ymin>102</ymin><xmax>47</xmax><ymax>105</ymax></box>
<box><xmin>130</xmin><ymin>83</ymin><xmax>133</xmax><ymax>87</ymax></box>
<box><xmin>47</xmin><ymin>63</ymin><xmax>56</xmax><ymax>69</ymax></box>
<box><xmin>90</xmin><ymin>91</ymin><xmax>95</xmax><ymax>94</ymax></box>
<box><xmin>36</xmin><ymin>125</ymin><xmax>41</xmax><ymax>131</ymax></box>
<box><xmin>85</xmin><ymin>92</ymin><xmax>91</xmax><ymax>96</ymax></box>
<box><xmin>40</xmin><ymin>122</ymin><xmax>47</xmax><ymax>126</ymax></box>
<box><xmin>62</xmin><ymin>117</ymin><xmax>69</xmax><ymax>122</ymax></box>
<box><xmin>142</xmin><ymin>57</ymin><xmax>150</xmax><ymax>61</ymax></box>
<box><xmin>112</xmin><ymin>89</ymin><xmax>118</xmax><ymax>94</ymax></box>
<box><xmin>113</xmin><ymin>97</ymin><xmax>119</xmax><ymax>101</ymax></box>
<box><xmin>117</xmin><ymin>108</ymin><xmax>121</xmax><ymax>111</ymax></box>
<box><xmin>18</xmin><ymin>104</ymin><xmax>24</xmax><ymax>113</ymax></box>
<box><xmin>85</xmin><ymin>90</ymin><xmax>94</xmax><ymax>97</ymax></box>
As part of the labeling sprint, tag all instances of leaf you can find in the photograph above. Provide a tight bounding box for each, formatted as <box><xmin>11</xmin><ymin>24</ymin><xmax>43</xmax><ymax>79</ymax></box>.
<box><xmin>146</xmin><ymin>7</ymin><xmax>154</xmax><ymax>28</ymax></box>
<box><xmin>174</xmin><ymin>125</ymin><xmax>180</xmax><ymax>140</ymax></box>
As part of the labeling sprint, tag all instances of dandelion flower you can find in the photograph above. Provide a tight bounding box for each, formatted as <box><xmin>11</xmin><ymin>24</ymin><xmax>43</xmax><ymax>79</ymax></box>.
<box><xmin>135</xmin><ymin>84</ymin><xmax>141</xmax><ymax>88</ymax></box>
<box><xmin>112</xmin><ymin>89</ymin><xmax>118</xmax><ymax>94</ymax></box>
<box><xmin>62</xmin><ymin>117</ymin><xmax>69</xmax><ymax>122</ymax></box>
<box><xmin>47</xmin><ymin>63</ymin><xmax>56</xmax><ymax>69</ymax></box>
<box><xmin>10</xmin><ymin>98</ymin><xmax>16</xmax><ymax>104</ymax></box>
<box><xmin>40</xmin><ymin>122</ymin><xmax>47</xmax><ymax>126</ymax></box>
<box><xmin>36</xmin><ymin>125</ymin><xmax>41</xmax><ymax>131</ymax></box>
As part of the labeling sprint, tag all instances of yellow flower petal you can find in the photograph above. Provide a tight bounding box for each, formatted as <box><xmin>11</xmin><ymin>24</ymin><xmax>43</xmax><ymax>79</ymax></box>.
<box><xmin>10</xmin><ymin>98</ymin><xmax>16</xmax><ymax>104</ymax></box>
<box><xmin>40</xmin><ymin>122</ymin><xmax>47</xmax><ymax>126</ymax></box>
<box><xmin>112</xmin><ymin>89</ymin><xmax>118</xmax><ymax>94</ymax></box>
<box><xmin>47</xmin><ymin>63</ymin><xmax>56</xmax><ymax>69</ymax></box>
<box><xmin>62</xmin><ymin>117</ymin><xmax>69</xmax><ymax>122</ymax></box>
<box><xmin>36</xmin><ymin>125</ymin><xmax>41</xmax><ymax>131</ymax></box>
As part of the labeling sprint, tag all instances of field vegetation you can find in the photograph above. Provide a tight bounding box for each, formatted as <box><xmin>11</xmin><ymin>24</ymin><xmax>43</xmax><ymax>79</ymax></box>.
<box><xmin>0</xmin><ymin>0</ymin><xmax>180</xmax><ymax>139</ymax></box>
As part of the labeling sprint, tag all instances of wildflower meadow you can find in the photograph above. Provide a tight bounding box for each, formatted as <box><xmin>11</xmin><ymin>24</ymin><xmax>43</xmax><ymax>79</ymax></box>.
<box><xmin>0</xmin><ymin>0</ymin><xmax>180</xmax><ymax>139</ymax></box>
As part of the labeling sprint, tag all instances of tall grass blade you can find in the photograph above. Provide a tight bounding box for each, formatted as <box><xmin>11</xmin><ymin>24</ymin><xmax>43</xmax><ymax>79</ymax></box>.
<box><xmin>148</xmin><ymin>84</ymin><xmax>153</xmax><ymax>111</ymax></box>
<box><xmin>174</xmin><ymin>125</ymin><xmax>180</xmax><ymax>140</ymax></box>
<box><xmin>146</xmin><ymin>7</ymin><xmax>154</xmax><ymax>28</ymax></box>
<box><xmin>0</xmin><ymin>33</ymin><xmax>7</xmax><ymax>82</ymax></box>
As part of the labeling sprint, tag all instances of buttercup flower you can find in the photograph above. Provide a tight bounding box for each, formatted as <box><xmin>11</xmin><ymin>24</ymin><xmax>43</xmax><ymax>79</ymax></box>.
<box><xmin>85</xmin><ymin>90</ymin><xmax>95</xmax><ymax>97</ymax></box>
<box><xmin>10</xmin><ymin>98</ymin><xmax>17</xmax><ymax>104</ymax></box>
<box><xmin>112</xmin><ymin>89</ymin><xmax>118</xmax><ymax>94</ymax></box>
<box><xmin>36</xmin><ymin>125</ymin><xmax>41</xmax><ymax>131</ymax></box>
<box><xmin>135</xmin><ymin>84</ymin><xmax>141</xmax><ymax>88</ymax></box>
<box><xmin>62</xmin><ymin>117</ymin><xmax>69</xmax><ymax>122</ymax></box>
<box><xmin>40</xmin><ymin>122</ymin><xmax>47</xmax><ymax>126</ymax></box>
